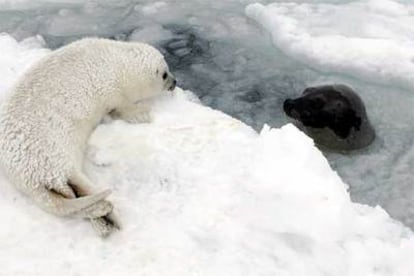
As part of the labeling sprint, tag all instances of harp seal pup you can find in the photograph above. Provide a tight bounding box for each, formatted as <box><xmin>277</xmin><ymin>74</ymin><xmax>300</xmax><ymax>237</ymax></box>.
<box><xmin>283</xmin><ymin>84</ymin><xmax>375</xmax><ymax>151</ymax></box>
<box><xmin>0</xmin><ymin>38</ymin><xmax>176</xmax><ymax>237</ymax></box>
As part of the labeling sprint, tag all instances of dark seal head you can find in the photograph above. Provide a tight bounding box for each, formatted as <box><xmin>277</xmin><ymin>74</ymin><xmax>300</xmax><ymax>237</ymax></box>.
<box><xmin>283</xmin><ymin>84</ymin><xmax>375</xmax><ymax>151</ymax></box>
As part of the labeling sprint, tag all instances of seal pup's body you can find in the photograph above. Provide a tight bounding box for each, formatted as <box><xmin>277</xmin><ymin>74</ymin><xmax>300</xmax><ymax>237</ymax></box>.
<box><xmin>0</xmin><ymin>38</ymin><xmax>176</xmax><ymax>236</ymax></box>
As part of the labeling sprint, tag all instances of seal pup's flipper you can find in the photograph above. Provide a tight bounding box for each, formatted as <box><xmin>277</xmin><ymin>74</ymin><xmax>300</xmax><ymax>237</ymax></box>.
<box><xmin>32</xmin><ymin>187</ymin><xmax>111</xmax><ymax>217</ymax></box>
<box><xmin>69</xmin><ymin>172</ymin><xmax>121</xmax><ymax>236</ymax></box>
<box><xmin>90</xmin><ymin>213</ymin><xmax>120</xmax><ymax>238</ymax></box>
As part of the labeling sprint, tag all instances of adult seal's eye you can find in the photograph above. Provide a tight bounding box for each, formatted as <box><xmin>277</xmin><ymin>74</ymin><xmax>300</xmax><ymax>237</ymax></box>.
<box><xmin>162</xmin><ymin>72</ymin><xmax>167</xmax><ymax>80</ymax></box>
<box><xmin>336</xmin><ymin>101</ymin><xmax>344</xmax><ymax>108</ymax></box>
<box><xmin>309</xmin><ymin>98</ymin><xmax>324</xmax><ymax>109</ymax></box>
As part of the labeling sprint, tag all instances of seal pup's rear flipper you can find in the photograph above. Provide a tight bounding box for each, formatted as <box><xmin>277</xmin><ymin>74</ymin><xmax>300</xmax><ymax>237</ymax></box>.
<box><xmin>33</xmin><ymin>187</ymin><xmax>111</xmax><ymax>217</ymax></box>
<box><xmin>90</xmin><ymin>213</ymin><xmax>121</xmax><ymax>238</ymax></box>
<box><xmin>69</xmin><ymin>172</ymin><xmax>122</xmax><ymax>232</ymax></box>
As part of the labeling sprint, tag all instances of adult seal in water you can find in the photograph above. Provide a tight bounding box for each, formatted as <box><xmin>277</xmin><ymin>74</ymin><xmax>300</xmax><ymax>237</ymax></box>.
<box><xmin>283</xmin><ymin>84</ymin><xmax>375</xmax><ymax>151</ymax></box>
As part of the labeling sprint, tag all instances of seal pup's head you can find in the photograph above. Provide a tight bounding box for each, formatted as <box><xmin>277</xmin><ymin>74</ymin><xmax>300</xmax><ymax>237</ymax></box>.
<box><xmin>283</xmin><ymin>84</ymin><xmax>375</xmax><ymax>151</ymax></box>
<box><xmin>119</xmin><ymin>42</ymin><xmax>177</xmax><ymax>102</ymax></box>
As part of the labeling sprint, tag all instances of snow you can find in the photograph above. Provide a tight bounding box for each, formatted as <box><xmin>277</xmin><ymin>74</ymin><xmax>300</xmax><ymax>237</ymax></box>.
<box><xmin>0</xmin><ymin>33</ymin><xmax>413</xmax><ymax>276</ymax></box>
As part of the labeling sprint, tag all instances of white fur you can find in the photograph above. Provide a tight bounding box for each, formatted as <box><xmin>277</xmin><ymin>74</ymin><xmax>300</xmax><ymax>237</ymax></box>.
<box><xmin>0</xmin><ymin>38</ymin><xmax>173</xmax><ymax>236</ymax></box>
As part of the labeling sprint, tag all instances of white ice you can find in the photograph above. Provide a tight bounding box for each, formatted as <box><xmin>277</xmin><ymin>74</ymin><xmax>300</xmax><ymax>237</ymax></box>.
<box><xmin>0</xmin><ymin>33</ymin><xmax>413</xmax><ymax>276</ymax></box>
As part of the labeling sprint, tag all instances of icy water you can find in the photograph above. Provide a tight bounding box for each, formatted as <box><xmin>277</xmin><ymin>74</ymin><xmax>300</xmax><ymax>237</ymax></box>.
<box><xmin>0</xmin><ymin>0</ymin><xmax>413</xmax><ymax>229</ymax></box>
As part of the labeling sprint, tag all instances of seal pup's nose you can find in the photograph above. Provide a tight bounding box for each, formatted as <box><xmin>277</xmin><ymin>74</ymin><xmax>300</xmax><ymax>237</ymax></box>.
<box><xmin>168</xmin><ymin>79</ymin><xmax>177</xmax><ymax>91</ymax></box>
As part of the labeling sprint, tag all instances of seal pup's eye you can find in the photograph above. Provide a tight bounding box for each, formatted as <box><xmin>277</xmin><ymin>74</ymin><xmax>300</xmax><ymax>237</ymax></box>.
<box><xmin>162</xmin><ymin>72</ymin><xmax>167</xmax><ymax>80</ymax></box>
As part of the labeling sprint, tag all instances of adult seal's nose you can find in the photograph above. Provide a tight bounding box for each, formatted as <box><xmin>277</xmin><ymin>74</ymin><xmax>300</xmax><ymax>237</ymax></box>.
<box><xmin>169</xmin><ymin>79</ymin><xmax>177</xmax><ymax>91</ymax></box>
<box><xmin>283</xmin><ymin>99</ymin><xmax>295</xmax><ymax>114</ymax></box>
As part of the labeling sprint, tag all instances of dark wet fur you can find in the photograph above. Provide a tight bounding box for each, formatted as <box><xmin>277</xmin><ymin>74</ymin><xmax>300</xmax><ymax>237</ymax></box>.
<box><xmin>284</xmin><ymin>85</ymin><xmax>362</xmax><ymax>139</ymax></box>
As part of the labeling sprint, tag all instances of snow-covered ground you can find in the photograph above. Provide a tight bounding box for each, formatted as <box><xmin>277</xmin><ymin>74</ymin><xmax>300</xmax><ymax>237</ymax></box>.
<box><xmin>0</xmin><ymin>0</ymin><xmax>414</xmax><ymax>275</ymax></box>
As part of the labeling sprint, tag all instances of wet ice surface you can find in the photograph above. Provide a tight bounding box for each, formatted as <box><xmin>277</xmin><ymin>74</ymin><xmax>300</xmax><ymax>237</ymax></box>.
<box><xmin>0</xmin><ymin>0</ymin><xmax>413</xmax><ymax>234</ymax></box>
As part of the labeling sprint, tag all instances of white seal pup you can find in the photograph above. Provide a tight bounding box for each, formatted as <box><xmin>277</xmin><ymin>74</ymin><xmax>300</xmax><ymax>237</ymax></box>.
<box><xmin>283</xmin><ymin>84</ymin><xmax>375</xmax><ymax>151</ymax></box>
<box><xmin>0</xmin><ymin>38</ymin><xmax>176</xmax><ymax>236</ymax></box>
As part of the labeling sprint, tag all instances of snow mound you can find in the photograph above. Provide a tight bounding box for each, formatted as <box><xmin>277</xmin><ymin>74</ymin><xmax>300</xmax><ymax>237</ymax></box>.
<box><xmin>246</xmin><ymin>0</ymin><xmax>414</xmax><ymax>90</ymax></box>
<box><xmin>0</xmin><ymin>34</ymin><xmax>413</xmax><ymax>275</ymax></box>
